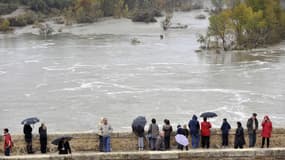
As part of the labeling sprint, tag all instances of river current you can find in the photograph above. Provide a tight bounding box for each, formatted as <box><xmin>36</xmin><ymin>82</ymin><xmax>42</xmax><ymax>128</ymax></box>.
<box><xmin>0</xmin><ymin>11</ymin><xmax>285</xmax><ymax>133</ymax></box>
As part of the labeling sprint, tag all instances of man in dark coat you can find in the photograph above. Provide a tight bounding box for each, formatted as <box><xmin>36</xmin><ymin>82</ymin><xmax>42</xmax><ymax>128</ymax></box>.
<box><xmin>220</xmin><ymin>118</ymin><xmax>231</xmax><ymax>147</ymax></box>
<box><xmin>39</xmin><ymin>123</ymin><xmax>47</xmax><ymax>153</ymax></box>
<box><xmin>234</xmin><ymin>122</ymin><xmax>245</xmax><ymax>149</ymax></box>
<box><xmin>188</xmin><ymin>115</ymin><xmax>200</xmax><ymax>148</ymax></box>
<box><xmin>246</xmin><ymin>113</ymin><xmax>258</xmax><ymax>147</ymax></box>
<box><xmin>23</xmin><ymin>124</ymin><xmax>33</xmax><ymax>154</ymax></box>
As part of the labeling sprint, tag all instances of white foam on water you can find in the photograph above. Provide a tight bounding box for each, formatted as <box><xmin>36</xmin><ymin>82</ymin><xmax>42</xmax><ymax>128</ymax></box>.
<box><xmin>106</xmin><ymin>88</ymin><xmax>251</xmax><ymax>95</ymax></box>
<box><xmin>24</xmin><ymin>60</ymin><xmax>40</xmax><ymax>63</ymax></box>
<box><xmin>0</xmin><ymin>71</ymin><xmax>7</xmax><ymax>75</ymax></box>
<box><xmin>42</xmin><ymin>66</ymin><xmax>76</xmax><ymax>71</ymax></box>
<box><xmin>35</xmin><ymin>83</ymin><xmax>48</xmax><ymax>88</ymax></box>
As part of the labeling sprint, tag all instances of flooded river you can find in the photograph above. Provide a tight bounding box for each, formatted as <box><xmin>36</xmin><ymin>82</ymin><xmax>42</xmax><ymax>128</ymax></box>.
<box><xmin>0</xmin><ymin>11</ymin><xmax>285</xmax><ymax>133</ymax></box>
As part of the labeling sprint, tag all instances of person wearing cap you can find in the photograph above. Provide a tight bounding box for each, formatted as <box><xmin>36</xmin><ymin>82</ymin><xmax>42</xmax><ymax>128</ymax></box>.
<box><xmin>3</xmin><ymin>128</ymin><xmax>13</xmax><ymax>156</ymax></box>
<box><xmin>246</xmin><ymin>113</ymin><xmax>258</xmax><ymax>147</ymax></box>
<box><xmin>220</xmin><ymin>118</ymin><xmax>231</xmax><ymax>148</ymax></box>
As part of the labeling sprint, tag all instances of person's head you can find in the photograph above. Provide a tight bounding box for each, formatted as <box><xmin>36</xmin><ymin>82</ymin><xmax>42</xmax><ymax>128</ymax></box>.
<box><xmin>183</xmin><ymin>124</ymin><xmax>187</xmax><ymax>129</ymax></box>
<box><xmin>252</xmin><ymin>113</ymin><xmax>257</xmax><ymax>119</ymax></box>
<box><xmin>223</xmin><ymin>118</ymin><xmax>227</xmax><ymax>122</ymax></box>
<box><xmin>264</xmin><ymin>115</ymin><xmax>270</xmax><ymax>121</ymax></box>
<box><xmin>237</xmin><ymin>121</ymin><xmax>242</xmax><ymax>127</ymax></box>
<box><xmin>164</xmin><ymin>119</ymin><xmax>170</xmax><ymax>125</ymax></box>
<box><xmin>203</xmin><ymin>117</ymin><xmax>207</xmax><ymax>122</ymax></box>
<box><xmin>103</xmin><ymin>118</ymin><xmax>108</xmax><ymax>125</ymax></box>
<box><xmin>192</xmin><ymin>115</ymin><xmax>198</xmax><ymax>120</ymax></box>
<box><xmin>177</xmin><ymin>124</ymin><xmax>181</xmax><ymax>129</ymax></box>
<box><xmin>3</xmin><ymin>128</ymin><xmax>8</xmax><ymax>134</ymax></box>
<box><xmin>151</xmin><ymin>118</ymin><xmax>156</xmax><ymax>124</ymax></box>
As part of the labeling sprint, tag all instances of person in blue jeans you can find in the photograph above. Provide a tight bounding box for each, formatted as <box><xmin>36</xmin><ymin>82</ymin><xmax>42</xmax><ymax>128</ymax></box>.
<box><xmin>99</xmin><ymin>118</ymin><xmax>113</xmax><ymax>152</ymax></box>
<box><xmin>247</xmin><ymin>113</ymin><xmax>258</xmax><ymax>147</ymax></box>
<box><xmin>188</xmin><ymin>115</ymin><xmax>200</xmax><ymax>148</ymax></box>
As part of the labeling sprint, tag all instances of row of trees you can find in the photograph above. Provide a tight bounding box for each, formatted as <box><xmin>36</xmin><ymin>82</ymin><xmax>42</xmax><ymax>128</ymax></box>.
<box><xmin>205</xmin><ymin>0</ymin><xmax>285</xmax><ymax>50</ymax></box>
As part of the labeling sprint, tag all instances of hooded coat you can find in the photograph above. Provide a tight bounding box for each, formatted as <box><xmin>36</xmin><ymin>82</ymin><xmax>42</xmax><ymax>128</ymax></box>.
<box><xmin>261</xmin><ymin>116</ymin><xmax>272</xmax><ymax>138</ymax></box>
<box><xmin>188</xmin><ymin>115</ymin><xmax>200</xmax><ymax>136</ymax></box>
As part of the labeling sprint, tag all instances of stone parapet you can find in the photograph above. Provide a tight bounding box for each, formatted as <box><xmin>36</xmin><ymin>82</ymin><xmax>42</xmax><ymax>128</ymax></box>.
<box><xmin>0</xmin><ymin>148</ymin><xmax>285</xmax><ymax>160</ymax></box>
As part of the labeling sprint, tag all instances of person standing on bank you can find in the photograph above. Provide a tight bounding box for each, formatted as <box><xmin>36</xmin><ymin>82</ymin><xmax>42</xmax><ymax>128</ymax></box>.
<box><xmin>247</xmin><ymin>113</ymin><xmax>258</xmax><ymax>147</ymax></box>
<box><xmin>3</xmin><ymin>128</ymin><xmax>13</xmax><ymax>156</ymax></box>
<box><xmin>201</xmin><ymin>117</ymin><xmax>212</xmax><ymax>149</ymax></box>
<box><xmin>39</xmin><ymin>123</ymin><xmax>47</xmax><ymax>153</ymax></box>
<box><xmin>23</xmin><ymin>124</ymin><xmax>33</xmax><ymax>154</ymax></box>
<box><xmin>261</xmin><ymin>115</ymin><xmax>272</xmax><ymax>148</ymax></box>
<box><xmin>99</xmin><ymin>118</ymin><xmax>113</xmax><ymax>152</ymax></box>
<box><xmin>162</xmin><ymin>119</ymin><xmax>172</xmax><ymax>150</ymax></box>
<box><xmin>220</xmin><ymin>118</ymin><xmax>231</xmax><ymax>147</ymax></box>
<box><xmin>98</xmin><ymin>118</ymin><xmax>104</xmax><ymax>152</ymax></box>
<box><xmin>234</xmin><ymin>122</ymin><xmax>245</xmax><ymax>149</ymax></box>
<box><xmin>148</xmin><ymin>118</ymin><xmax>159</xmax><ymax>150</ymax></box>
<box><xmin>188</xmin><ymin>115</ymin><xmax>200</xmax><ymax>148</ymax></box>
<box><xmin>132</xmin><ymin>124</ymin><xmax>145</xmax><ymax>151</ymax></box>
<box><xmin>182</xmin><ymin>124</ymin><xmax>189</xmax><ymax>150</ymax></box>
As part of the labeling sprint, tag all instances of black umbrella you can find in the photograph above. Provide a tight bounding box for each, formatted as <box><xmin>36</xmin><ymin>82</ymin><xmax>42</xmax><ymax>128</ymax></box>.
<box><xmin>21</xmin><ymin>117</ymin><xmax>40</xmax><ymax>125</ymax></box>
<box><xmin>200</xmin><ymin>112</ymin><xmax>218</xmax><ymax>118</ymax></box>
<box><xmin>51</xmin><ymin>136</ymin><xmax>72</xmax><ymax>145</ymax></box>
<box><xmin>132</xmin><ymin>116</ymin><xmax>147</xmax><ymax>128</ymax></box>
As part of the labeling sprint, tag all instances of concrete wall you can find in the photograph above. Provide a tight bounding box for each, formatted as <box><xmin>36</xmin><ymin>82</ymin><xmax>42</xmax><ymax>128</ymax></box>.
<box><xmin>1</xmin><ymin>129</ymin><xmax>285</xmax><ymax>155</ymax></box>
<box><xmin>0</xmin><ymin>148</ymin><xmax>285</xmax><ymax>160</ymax></box>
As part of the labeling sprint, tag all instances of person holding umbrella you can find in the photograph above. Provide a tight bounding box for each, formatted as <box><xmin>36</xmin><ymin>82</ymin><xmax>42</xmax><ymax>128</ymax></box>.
<box><xmin>201</xmin><ymin>117</ymin><xmax>212</xmax><ymax>148</ymax></box>
<box><xmin>132</xmin><ymin>116</ymin><xmax>147</xmax><ymax>151</ymax></box>
<box><xmin>57</xmin><ymin>138</ymin><xmax>72</xmax><ymax>154</ymax></box>
<box><xmin>23</xmin><ymin>124</ymin><xmax>33</xmax><ymax>154</ymax></box>
<box><xmin>21</xmin><ymin>117</ymin><xmax>39</xmax><ymax>154</ymax></box>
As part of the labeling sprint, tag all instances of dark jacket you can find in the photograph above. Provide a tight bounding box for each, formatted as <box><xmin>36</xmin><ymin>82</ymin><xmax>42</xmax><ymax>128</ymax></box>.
<box><xmin>182</xmin><ymin>128</ymin><xmax>189</xmax><ymax>138</ymax></box>
<box><xmin>133</xmin><ymin>125</ymin><xmax>145</xmax><ymax>137</ymax></box>
<box><xmin>176</xmin><ymin>127</ymin><xmax>184</xmax><ymax>135</ymax></box>
<box><xmin>234</xmin><ymin>126</ymin><xmax>245</xmax><ymax>147</ymax></box>
<box><xmin>188</xmin><ymin>115</ymin><xmax>200</xmax><ymax>136</ymax></box>
<box><xmin>39</xmin><ymin>126</ymin><xmax>47</xmax><ymax>139</ymax></box>
<box><xmin>23</xmin><ymin>124</ymin><xmax>32</xmax><ymax>142</ymax></box>
<box><xmin>221</xmin><ymin>121</ymin><xmax>231</xmax><ymax>135</ymax></box>
<box><xmin>247</xmin><ymin>118</ymin><xmax>258</xmax><ymax>134</ymax></box>
<box><xmin>58</xmin><ymin>140</ymin><xmax>71</xmax><ymax>154</ymax></box>
<box><xmin>163</xmin><ymin>125</ymin><xmax>173</xmax><ymax>137</ymax></box>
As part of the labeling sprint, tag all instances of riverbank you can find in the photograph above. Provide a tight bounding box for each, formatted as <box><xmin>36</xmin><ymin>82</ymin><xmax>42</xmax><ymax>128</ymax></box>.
<box><xmin>1</xmin><ymin>129</ymin><xmax>285</xmax><ymax>155</ymax></box>
<box><xmin>0</xmin><ymin>148</ymin><xmax>285</xmax><ymax>160</ymax></box>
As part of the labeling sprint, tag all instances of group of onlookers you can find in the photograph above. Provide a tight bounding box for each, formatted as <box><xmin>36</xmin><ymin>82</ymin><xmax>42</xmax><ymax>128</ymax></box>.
<box><xmin>2</xmin><ymin>113</ymin><xmax>273</xmax><ymax>156</ymax></box>
<box><xmin>132</xmin><ymin>113</ymin><xmax>273</xmax><ymax>151</ymax></box>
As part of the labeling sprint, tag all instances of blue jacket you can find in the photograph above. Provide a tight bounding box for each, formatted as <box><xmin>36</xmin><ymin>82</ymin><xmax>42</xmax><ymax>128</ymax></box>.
<box><xmin>188</xmin><ymin>115</ymin><xmax>200</xmax><ymax>136</ymax></box>
<box><xmin>221</xmin><ymin>121</ymin><xmax>231</xmax><ymax>135</ymax></box>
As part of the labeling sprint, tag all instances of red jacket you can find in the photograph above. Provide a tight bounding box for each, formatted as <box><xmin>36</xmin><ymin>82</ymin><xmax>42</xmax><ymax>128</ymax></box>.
<box><xmin>261</xmin><ymin>116</ymin><xmax>272</xmax><ymax>138</ymax></box>
<box><xmin>201</xmin><ymin>121</ymin><xmax>212</xmax><ymax>136</ymax></box>
<box><xmin>4</xmin><ymin>133</ymin><xmax>12</xmax><ymax>150</ymax></box>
